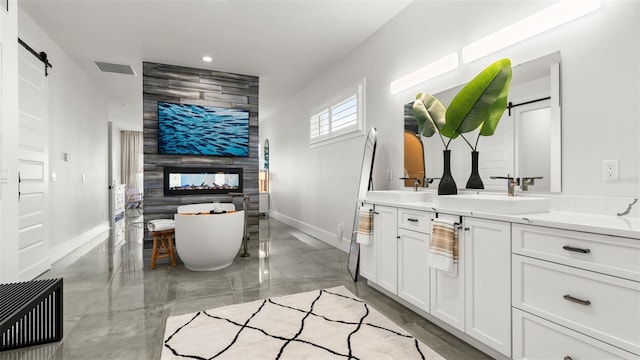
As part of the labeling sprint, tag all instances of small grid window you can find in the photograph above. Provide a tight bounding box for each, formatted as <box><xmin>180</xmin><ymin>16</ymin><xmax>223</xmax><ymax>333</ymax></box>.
<box><xmin>310</xmin><ymin>79</ymin><xmax>365</xmax><ymax>146</ymax></box>
<box><xmin>310</xmin><ymin>110</ymin><xmax>330</xmax><ymax>139</ymax></box>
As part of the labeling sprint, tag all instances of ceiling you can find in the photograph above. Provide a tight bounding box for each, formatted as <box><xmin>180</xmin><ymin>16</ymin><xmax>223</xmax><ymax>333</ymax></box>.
<box><xmin>19</xmin><ymin>0</ymin><xmax>413</xmax><ymax>131</ymax></box>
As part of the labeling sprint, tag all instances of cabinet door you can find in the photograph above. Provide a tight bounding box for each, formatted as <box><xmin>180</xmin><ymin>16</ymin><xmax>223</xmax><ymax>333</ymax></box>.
<box><xmin>430</xmin><ymin>214</ymin><xmax>465</xmax><ymax>332</ymax></box>
<box><xmin>375</xmin><ymin>206</ymin><xmax>398</xmax><ymax>294</ymax></box>
<box><xmin>398</xmin><ymin>228</ymin><xmax>430</xmax><ymax>312</ymax></box>
<box><xmin>359</xmin><ymin>204</ymin><xmax>377</xmax><ymax>282</ymax></box>
<box><xmin>513</xmin><ymin>309</ymin><xmax>634</xmax><ymax>360</ymax></box>
<box><xmin>464</xmin><ymin>218</ymin><xmax>511</xmax><ymax>357</ymax></box>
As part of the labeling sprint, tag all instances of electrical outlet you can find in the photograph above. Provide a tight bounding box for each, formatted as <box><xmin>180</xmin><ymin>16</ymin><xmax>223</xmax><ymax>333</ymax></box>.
<box><xmin>603</xmin><ymin>160</ymin><xmax>619</xmax><ymax>181</ymax></box>
<box><xmin>387</xmin><ymin>169</ymin><xmax>393</xmax><ymax>181</ymax></box>
<box><xmin>336</xmin><ymin>222</ymin><xmax>344</xmax><ymax>241</ymax></box>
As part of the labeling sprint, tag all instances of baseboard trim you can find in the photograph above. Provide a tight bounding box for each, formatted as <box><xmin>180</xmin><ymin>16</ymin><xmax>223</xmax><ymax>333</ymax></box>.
<box><xmin>269</xmin><ymin>211</ymin><xmax>350</xmax><ymax>253</ymax></box>
<box><xmin>49</xmin><ymin>222</ymin><xmax>111</xmax><ymax>265</ymax></box>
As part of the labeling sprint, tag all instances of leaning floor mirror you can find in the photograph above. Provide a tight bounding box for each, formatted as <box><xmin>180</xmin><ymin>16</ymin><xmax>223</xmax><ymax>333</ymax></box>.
<box><xmin>347</xmin><ymin>128</ymin><xmax>377</xmax><ymax>281</ymax></box>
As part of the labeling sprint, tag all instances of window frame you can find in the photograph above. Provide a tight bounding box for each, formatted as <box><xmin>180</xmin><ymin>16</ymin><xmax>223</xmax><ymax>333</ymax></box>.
<box><xmin>310</xmin><ymin>78</ymin><xmax>365</xmax><ymax>147</ymax></box>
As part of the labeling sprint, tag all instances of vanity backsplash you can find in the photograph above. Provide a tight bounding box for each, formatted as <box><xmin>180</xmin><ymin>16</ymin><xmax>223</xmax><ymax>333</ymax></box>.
<box><xmin>549</xmin><ymin>195</ymin><xmax>639</xmax><ymax>218</ymax></box>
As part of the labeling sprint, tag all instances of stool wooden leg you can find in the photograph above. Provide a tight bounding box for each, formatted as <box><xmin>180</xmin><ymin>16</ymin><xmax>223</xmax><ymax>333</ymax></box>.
<box><xmin>168</xmin><ymin>233</ymin><xmax>176</xmax><ymax>267</ymax></box>
<box><xmin>151</xmin><ymin>234</ymin><xmax>159</xmax><ymax>269</ymax></box>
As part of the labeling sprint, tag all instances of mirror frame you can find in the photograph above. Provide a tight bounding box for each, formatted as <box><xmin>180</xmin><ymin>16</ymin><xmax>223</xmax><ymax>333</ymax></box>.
<box><xmin>402</xmin><ymin>51</ymin><xmax>562</xmax><ymax>193</ymax></box>
<box><xmin>348</xmin><ymin>128</ymin><xmax>377</xmax><ymax>281</ymax></box>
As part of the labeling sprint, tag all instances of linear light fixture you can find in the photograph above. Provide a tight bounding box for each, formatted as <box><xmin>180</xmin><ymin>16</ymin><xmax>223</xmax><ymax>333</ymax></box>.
<box><xmin>462</xmin><ymin>0</ymin><xmax>601</xmax><ymax>63</ymax></box>
<box><xmin>390</xmin><ymin>53</ymin><xmax>459</xmax><ymax>94</ymax></box>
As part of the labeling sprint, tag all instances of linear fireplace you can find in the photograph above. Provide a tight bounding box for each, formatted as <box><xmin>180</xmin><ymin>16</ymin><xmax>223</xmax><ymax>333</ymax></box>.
<box><xmin>163</xmin><ymin>167</ymin><xmax>243</xmax><ymax>196</ymax></box>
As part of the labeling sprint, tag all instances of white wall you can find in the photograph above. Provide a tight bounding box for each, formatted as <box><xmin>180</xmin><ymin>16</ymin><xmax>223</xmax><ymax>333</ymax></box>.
<box><xmin>261</xmin><ymin>1</ymin><xmax>640</xmax><ymax>248</ymax></box>
<box><xmin>14</xmin><ymin>10</ymin><xmax>109</xmax><ymax>270</ymax></box>
<box><xmin>0</xmin><ymin>0</ymin><xmax>20</xmax><ymax>282</ymax></box>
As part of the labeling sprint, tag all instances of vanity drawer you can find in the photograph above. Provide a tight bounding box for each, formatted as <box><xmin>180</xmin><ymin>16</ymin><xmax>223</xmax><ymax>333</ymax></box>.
<box><xmin>513</xmin><ymin>255</ymin><xmax>640</xmax><ymax>355</ymax></box>
<box><xmin>513</xmin><ymin>309</ymin><xmax>638</xmax><ymax>360</ymax></box>
<box><xmin>512</xmin><ymin>224</ymin><xmax>640</xmax><ymax>281</ymax></box>
<box><xmin>397</xmin><ymin>209</ymin><xmax>431</xmax><ymax>233</ymax></box>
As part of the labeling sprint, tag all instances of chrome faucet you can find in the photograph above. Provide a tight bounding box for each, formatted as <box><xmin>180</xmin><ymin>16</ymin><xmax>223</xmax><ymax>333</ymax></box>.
<box><xmin>400</xmin><ymin>177</ymin><xmax>421</xmax><ymax>191</ymax></box>
<box><xmin>519</xmin><ymin>176</ymin><xmax>543</xmax><ymax>191</ymax></box>
<box><xmin>423</xmin><ymin>177</ymin><xmax>440</xmax><ymax>188</ymax></box>
<box><xmin>490</xmin><ymin>175</ymin><xmax>519</xmax><ymax>196</ymax></box>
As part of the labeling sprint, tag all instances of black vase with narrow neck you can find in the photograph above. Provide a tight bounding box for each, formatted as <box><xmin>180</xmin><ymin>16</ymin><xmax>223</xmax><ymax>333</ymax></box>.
<box><xmin>466</xmin><ymin>150</ymin><xmax>484</xmax><ymax>189</ymax></box>
<box><xmin>438</xmin><ymin>150</ymin><xmax>457</xmax><ymax>195</ymax></box>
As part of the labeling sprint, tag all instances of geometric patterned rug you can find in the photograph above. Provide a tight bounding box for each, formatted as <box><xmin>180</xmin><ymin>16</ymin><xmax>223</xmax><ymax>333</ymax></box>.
<box><xmin>162</xmin><ymin>286</ymin><xmax>444</xmax><ymax>359</ymax></box>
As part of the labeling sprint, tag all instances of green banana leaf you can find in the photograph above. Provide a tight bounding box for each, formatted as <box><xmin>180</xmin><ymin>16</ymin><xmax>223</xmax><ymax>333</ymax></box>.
<box><xmin>412</xmin><ymin>92</ymin><xmax>447</xmax><ymax>138</ymax></box>
<box><xmin>440</xmin><ymin>58</ymin><xmax>512</xmax><ymax>139</ymax></box>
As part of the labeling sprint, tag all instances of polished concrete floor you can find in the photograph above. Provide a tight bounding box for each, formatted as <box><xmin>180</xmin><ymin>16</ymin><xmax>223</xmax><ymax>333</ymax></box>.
<box><xmin>1</xmin><ymin>215</ymin><xmax>490</xmax><ymax>360</ymax></box>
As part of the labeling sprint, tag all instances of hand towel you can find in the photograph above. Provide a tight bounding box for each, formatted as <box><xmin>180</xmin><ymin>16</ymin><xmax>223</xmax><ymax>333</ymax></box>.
<box><xmin>428</xmin><ymin>218</ymin><xmax>458</xmax><ymax>277</ymax></box>
<box><xmin>148</xmin><ymin>219</ymin><xmax>175</xmax><ymax>232</ymax></box>
<box><xmin>356</xmin><ymin>205</ymin><xmax>374</xmax><ymax>245</ymax></box>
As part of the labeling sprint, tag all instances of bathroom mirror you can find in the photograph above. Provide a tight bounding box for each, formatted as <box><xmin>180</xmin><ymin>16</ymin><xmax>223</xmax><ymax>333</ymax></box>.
<box><xmin>403</xmin><ymin>51</ymin><xmax>562</xmax><ymax>193</ymax></box>
<box><xmin>348</xmin><ymin>127</ymin><xmax>377</xmax><ymax>281</ymax></box>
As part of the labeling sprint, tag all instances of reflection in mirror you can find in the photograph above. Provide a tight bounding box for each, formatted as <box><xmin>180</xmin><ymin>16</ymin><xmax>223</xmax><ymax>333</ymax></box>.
<box><xmin>403</xmin><ymin>51</ymin><xmax>561</xmax><ymax>193</ymax></box>
<box><xmin>515</xmin><ymin>102</ymin><xmax>551</xmax><ymax>192</ymax></box>
<box><xmin>348</xmin><ymin>128</ymin><xmax>377</xmax><ymax>281</ymax></box>
<box><xmin>403</xmin><ymin>103</ymin><xmax>429</xmax><ymax>187</ymax></box>
<box><xmin>403</xmin><ymin>131</ymin><xmax>425</xmax><ymax>188</ymax></box>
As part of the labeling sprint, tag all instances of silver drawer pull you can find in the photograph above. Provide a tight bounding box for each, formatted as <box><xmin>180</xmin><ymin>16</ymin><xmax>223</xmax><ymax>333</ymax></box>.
<box><xmin>563</xmin><ymin>294</ymin><xmax>591</xmax><ymax>306</ymax></box>
<box><xmin>564</xmin><ymin>357</ymin><xmax>573</xmax><ymax>360</ymax></box>
<box><xmin>562</xmin><ymin>245</ymin><xmax>591</xmax><ymax>254</ymax></box>
<box><xmin>407</xmin><ymin>218</ymin><xmax>419</xmax><ymax>223</ymax></box>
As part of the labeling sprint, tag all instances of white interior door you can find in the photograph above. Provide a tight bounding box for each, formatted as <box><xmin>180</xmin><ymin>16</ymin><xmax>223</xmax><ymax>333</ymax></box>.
<box><xmin>514</xmin><ymin>100</ymin><xmax>552</xmax><ymax>192</ymax></box>
<box><xmin>18</xmin><ymin>44</ymin><xmax>49</xmax><ymax>280</ymax></box>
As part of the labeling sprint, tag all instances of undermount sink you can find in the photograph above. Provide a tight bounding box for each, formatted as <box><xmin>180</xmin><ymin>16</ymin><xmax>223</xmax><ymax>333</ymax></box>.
<box><xmin>366</xmin><ymin>190</ymin><xmax>436</xmax><ymax>203</ymax></box>
<box><xmin>437</xmin><ymin>193</ymin><xmax>550</xmax><ymax>214</ymax></box>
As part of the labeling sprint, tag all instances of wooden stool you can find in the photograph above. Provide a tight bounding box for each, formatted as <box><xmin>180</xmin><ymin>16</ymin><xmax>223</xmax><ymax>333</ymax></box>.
<box><xmin>149</xmin><ymin>228</ymin><xmax>176</xmax><ymax>269</ymax></box>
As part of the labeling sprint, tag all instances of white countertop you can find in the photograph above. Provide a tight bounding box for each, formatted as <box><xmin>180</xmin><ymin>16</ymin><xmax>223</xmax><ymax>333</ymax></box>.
<box><xmin>363</xmin><ymin>199</ymin><xmax>640</xmax><ymax>239</ymax></box>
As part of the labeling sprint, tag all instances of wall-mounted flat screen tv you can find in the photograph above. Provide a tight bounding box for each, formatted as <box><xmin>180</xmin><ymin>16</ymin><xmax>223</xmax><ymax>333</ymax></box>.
<box><xmin>164</xmin><ymin>167</ymin><xmax>243</xmax><ymax>195</ymax></box>
<box><xmin>157</xmin><ymin>101</ymin><xmax>249</xmax><ymax>157</ymax></box>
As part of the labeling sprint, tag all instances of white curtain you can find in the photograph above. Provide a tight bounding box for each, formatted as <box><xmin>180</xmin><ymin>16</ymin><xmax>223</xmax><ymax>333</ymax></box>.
<box><xmin>121</xmin><ymin>131</ymin><xmax>143</xmax><ymax>190</ymax></box>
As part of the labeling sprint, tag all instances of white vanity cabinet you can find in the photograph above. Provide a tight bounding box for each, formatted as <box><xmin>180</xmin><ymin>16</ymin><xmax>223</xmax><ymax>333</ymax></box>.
<box><xmin>464</xmin><ymin>218</ymin><xmax>511</xmax><ymax>356</ymax></box>
<box><xmin>429</xmin><ymin>216</ymin><xmax>511</xmax><ymax>357</ymax></box>
<box><xmin>512</xmin><ymin>224</ymin><xmax>640</xmax><ymax>359</ymax></box>
<box><xmin>358</xmin><ymin>203</ymin><xmax>377</xmax><ymax>282</ymax></box>
<box><xmin>358</xmin><ymin>205</ymin><xmax>397</xmax><ymax>292</ymax></box>
<box><xmin>429</xmin><ymin>213</ymin><xmax>466</xmax><ymax>332</ymax></box>
<box><xmin>360</xmin><ymin>205</ymin><xmax>431</xmax><ymax>313</ymax></box>
<box><xmin>397</xmin><ymin>208</ymin><xmax>431</xmax><ymax>313</ymax></box>
<box><xmin>375</xmin><ymin>205</ymin><xmax>399</xmax><ymax>294</ymax></box>
<box><xmin>362</xmin><ymin>197</ymin><xmax>640</xmax><ymax>359</ymax></box>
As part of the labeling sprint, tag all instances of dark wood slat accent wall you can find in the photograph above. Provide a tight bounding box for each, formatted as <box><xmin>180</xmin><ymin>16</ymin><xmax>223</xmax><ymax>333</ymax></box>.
<box><xmin>143</xmin><ymin>62</ymin><xmax>259</xmax><ymax>247</ymax></box>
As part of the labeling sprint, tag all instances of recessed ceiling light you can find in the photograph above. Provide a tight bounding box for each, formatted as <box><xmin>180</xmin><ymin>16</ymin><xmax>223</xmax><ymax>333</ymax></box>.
<box><xmin>202</xmin><ymin>56</ymin><xmax>213</xmax><ymax>62</ymax></box>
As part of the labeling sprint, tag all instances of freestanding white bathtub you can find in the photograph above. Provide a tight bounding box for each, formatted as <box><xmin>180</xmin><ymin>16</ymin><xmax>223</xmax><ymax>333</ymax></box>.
<box><xmin>174</xmin><ymin>203</ymin><xmax>244</xmax><ymax>271</ymax></box>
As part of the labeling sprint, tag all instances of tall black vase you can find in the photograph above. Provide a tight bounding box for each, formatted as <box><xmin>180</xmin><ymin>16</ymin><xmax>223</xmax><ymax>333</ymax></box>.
<box><xmin>466</xmin><ymin>150</ymin><xmax>484</xmax><ymax>189</ymax></box>
<box><xmin>438</xmin><ymin>150</ymin><xmax>457</xmax><ymax>195</ymax></box>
